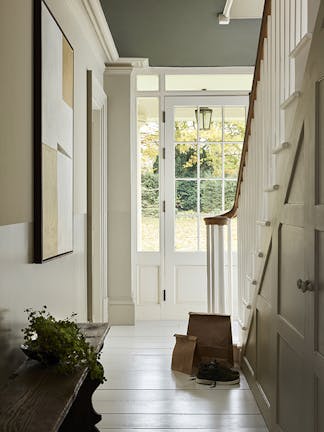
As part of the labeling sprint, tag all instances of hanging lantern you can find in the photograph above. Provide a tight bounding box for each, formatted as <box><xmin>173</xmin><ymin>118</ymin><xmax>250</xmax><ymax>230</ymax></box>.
<box><xmin>195</xmin><ymin>107</ymin><xmax>213</xmax><ymax>130</ymax></box>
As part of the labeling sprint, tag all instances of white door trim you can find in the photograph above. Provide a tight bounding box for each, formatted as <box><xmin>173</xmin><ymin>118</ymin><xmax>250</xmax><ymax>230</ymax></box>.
<box><xmin>87</xmin><ymin>71</ymin><xmax>108</xmax><ymax>322</ymax></box>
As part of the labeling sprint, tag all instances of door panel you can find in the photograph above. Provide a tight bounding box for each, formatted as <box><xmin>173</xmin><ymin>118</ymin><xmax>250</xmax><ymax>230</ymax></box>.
<box><xmin>277</xmin><ymin>337</ymin><xmax>304</xmax><ymax>432</ymax></box>
<box><xmin>316</xmin><ymin>376</ymin><xmax>324</xmax><ymax>432</ymax></box>
<box><xmin>175</xmin><ymin>266</ymin><xmax>207</xmax><ymax>304</ymax></box>
<box><xmin>137</xmin><ymin>266</ymin><xmax>160</xmax><ymax>304</ymax></box>
<box><xmin>278</xmin><ymin>223</ymin><xmax>305</xmax><ymax>335</ymax></box>
<box><xmin>312</xmin><ymin>72</ymin><xmax>324</xmax><ymax>429</ymax></box>
<box><xmin>316</xmin><ymin>230</ymin><xmax>324</xmax><ymax>357</ymax></box>
<box><xmin>256</xmin><ymin>298</ymin><xmax>272</xmax><ymax>400</ymax></box>
<box><xmin>316</xmin><ymin>79</ymin><xmax>324</xmax><ymax>204</ymax></box>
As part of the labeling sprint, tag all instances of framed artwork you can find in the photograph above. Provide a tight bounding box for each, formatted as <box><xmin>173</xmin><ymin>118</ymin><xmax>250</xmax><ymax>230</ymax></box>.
<box><xmin>34</xmin><ymin>0</ymin><xmax>74</xmax><ymax>263</ymax></box>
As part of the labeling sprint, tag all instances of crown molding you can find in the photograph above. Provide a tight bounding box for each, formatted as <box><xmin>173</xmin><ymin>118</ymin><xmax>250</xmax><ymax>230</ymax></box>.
<box><xmin>104</xmin><ymin>58</ymin><xmax>150</xmax><ymax>75</ymax></box>
<box><xmin>116</xmin><ymin>58</ymin><xmax>149</xmax><ymax>68</ymax></box>
<box><xmin>82</xmin><ymin>0</ymin><xmax>119</xmax><ymax>62</ymax></box>
<box><xmin>104</xmin><ymin>64</ymin><xmax>134</xmax><ymax>76</ymax></box>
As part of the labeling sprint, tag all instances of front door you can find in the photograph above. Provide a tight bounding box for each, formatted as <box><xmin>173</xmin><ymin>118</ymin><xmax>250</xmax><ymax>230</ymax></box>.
<box><xmin>162</xmin><ymin>96</ymin><xmax>247</xmax><ymax>319</ymax></box>
<box><xmin>136</xmin><ymin>95</ymin><xmax>247</xmax><ymax>320</ymax></box>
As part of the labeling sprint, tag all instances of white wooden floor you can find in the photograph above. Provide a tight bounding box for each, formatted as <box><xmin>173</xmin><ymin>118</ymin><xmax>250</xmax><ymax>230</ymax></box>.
<box><xmin>94</xmin><ymin>321</ymin><xmax>268</xmax><ymax>431</ymax></box>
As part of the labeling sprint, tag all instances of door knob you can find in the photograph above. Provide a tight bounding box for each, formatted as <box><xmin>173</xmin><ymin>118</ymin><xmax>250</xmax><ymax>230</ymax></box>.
<box><xmin>297</xmin><ymin>279</ymin><xmax>314</xmax><ymax>293</ymax></box>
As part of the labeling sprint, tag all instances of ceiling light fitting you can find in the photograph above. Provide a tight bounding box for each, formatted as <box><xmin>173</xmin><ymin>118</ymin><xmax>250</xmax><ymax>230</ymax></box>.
<box><xmin>218</xmin><ymin>0</ymin><xmax>234</xmax><ymax>24</ymax></box>
<box><xmin>218</xmin><ymin>14</ymin><xmax>230</xmax><ymax>24</ymax></box>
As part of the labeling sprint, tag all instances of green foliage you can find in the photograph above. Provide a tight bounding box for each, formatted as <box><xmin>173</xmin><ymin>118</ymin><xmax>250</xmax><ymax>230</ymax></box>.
<box><xmin>140</xmin><ymin>117</ymin><xmax>244</xmax><ymax>218</ymax></box>
<box><xmin>175</xmin><ymin>144</ymin><xmax>197</xmax><ymax>177</ymax></box>
<box><xmin>224</xmin><ymin>120</ymin><xmax>245</xmax><ymax>141</ymax></box>
<box><xmin>141</xmin><ymin>173</ymin><xmax>159</xmax><ymax>216</ymax></box>
<box><xmin>22</xmin><ymin>307</ymin><xmax>106</xmax><ymax>383</ymax></box>
<box><xmin>200</xmin><ymin>181</ymin><xmax>222</xmax><ymax>214</ymax></box>
<box><xmin>176</xmin><ymin>181</ymin><xmax>197</xmax><ymax>211</ymax></box>
<box><xmin>224</xmin><ymin>181</ymin><xmax>237</xmax><ymax>210</ymax></box>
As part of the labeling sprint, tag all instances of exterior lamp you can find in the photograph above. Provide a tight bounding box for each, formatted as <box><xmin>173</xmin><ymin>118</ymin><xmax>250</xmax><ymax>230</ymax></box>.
<box><xmin>195</xmin><ymin>107</ymin><xmax>213</xmax><ymax>130</ymax></box>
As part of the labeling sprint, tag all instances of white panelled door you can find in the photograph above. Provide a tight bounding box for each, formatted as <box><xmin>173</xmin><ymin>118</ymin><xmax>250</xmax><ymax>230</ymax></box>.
<box><xmin>162</xmin><ymin>96</ymin><xmax>247</xmax><ymax>319</ymax></box>
<box><xmin>136</xmin><ymin>95</ymin><xmax>247</xmax><ymax>320</ymax></box>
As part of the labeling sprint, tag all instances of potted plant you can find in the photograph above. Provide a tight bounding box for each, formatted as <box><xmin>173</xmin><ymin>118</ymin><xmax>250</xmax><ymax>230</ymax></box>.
<box><xmin>21</xmin><ymin>306</ymin><xmax>106</xmax><ymax>383</ymax></box>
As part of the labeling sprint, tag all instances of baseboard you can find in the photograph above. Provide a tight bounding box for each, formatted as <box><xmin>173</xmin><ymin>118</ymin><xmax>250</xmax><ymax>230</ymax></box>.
<box><xmin>108</xmin><ymin>299</ymin><xmax>135</xmax><ymax>325</ymax></box>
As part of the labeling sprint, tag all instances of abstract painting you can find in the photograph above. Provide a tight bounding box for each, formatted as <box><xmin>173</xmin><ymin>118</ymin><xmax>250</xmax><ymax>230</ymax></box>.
<box><xmin>34</xmin><ymin>0</ymin><xmax>74</xmax><ymax>262</ymax></box>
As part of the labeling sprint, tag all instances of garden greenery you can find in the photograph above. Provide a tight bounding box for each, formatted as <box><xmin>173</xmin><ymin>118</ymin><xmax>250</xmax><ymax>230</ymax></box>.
<box><xmin>140</xmin><ymin>118</ymin><xmax>244</xmax><ymax>218</ymax></box>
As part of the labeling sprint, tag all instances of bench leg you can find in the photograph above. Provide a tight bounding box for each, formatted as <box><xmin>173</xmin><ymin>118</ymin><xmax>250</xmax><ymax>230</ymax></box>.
<box><xmin>59</xmin><ymin>371</ymin><xmax>102</xmax><ymax>431</ymax></box>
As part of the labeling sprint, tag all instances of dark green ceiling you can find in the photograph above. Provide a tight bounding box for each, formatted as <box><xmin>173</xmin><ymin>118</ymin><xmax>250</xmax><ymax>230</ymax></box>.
<box><xmin>100</xmin><ymin>0</ymin><xmax>262</xmax><ymax>67</ymax></box>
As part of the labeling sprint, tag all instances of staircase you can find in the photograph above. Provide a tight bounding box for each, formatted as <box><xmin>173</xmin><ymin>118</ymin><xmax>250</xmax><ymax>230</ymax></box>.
<box><xmin>205</xmin><ymin>0</ymin><xmax>321</xmax><ymax>428</ymax></box>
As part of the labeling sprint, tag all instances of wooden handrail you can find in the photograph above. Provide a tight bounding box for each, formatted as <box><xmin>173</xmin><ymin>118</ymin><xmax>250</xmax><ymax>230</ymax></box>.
<box><xmin>204</xmin><ymin>0</ymin><xmax>271</xmax><ymax>225</ymax></box>
<box><xmin>204</xmin><ymin>215</ymin><xmax>229</xmax><ymax>226</ymax></box>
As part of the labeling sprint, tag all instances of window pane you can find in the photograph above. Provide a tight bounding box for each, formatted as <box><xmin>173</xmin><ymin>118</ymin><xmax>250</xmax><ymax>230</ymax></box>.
<box><xmin>165</xmin><ymin>74</ymin><xmax>253</xmax><ymax>91</ymax></box>
<box><xmin>137</xmin><ymin>75</ymin><xmax>159</xmax><ymax>91</ymax></box>
<box><xmin>199</xmin><ymin>107</ymin><xmax>222</xmax><ymax>142</ymax></box>
<box><xmin>175</xmin><ymin>144</ymin><xmax>197</xmax><ymax>178</ymax></box>
<box><xmin>224</xmin><ymin>106</ymin><xmax>246</xmax><ymax>142</ymax></box>
<box><xmin>137</xmin><ymin>97</ymin><xmax>160</xmax><ymax>251</ymax></box>
<box><xmin>175</xmin><ymin>180</ymin><xmax>198</xmax><ymax>251</ymax></box>
<box><xmin>224</xmin><ymin>143</ymin><xmax>242</xmax><ymax>178</ymax></box>
<box><xmin>200</xmin><ymin>144</ymin><xmax>222</xmax><ymax>178</ymax></box>
<box><xmin>199</xmin><ymin>216</ymin><xmax>208</xmax><ymax>251</ymax></box>
<box><xmin>200</xmin><ymin>180</ymin><xmax>223</xmax><ymax>216</ymax></box>
<box><xmin>224</xmin><ymin>181</ymin><xmax>237</xmax><ymax>211</ymax></box>
<box><xmin>174</xmin><ymin>107</ymin><xmax>197</xmax><ymax>142</ymax></box>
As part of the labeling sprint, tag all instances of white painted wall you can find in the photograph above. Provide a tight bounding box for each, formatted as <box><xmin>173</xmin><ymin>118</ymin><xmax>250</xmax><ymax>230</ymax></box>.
<box><xmin>0</xmin><ymin>0</ymin><xmax>107</xmax><ymax>382</ymax></box>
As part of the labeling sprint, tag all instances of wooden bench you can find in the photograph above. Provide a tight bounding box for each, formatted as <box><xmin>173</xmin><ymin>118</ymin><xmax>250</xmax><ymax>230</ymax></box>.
<box><xmin>0</xmin><ymin>323</ymin><xmax>109</xmax><ymax>432</ymax></box>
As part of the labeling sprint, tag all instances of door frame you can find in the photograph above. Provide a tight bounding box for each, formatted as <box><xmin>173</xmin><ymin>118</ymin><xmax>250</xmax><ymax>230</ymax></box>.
<box><xmin>132</xmin><ymin>68</ymin><xmax>253</xmax><ymax>320</ymax></box>
<box><xmin>162</xmin><ymin>95</ymin><xmax>248</xmax><ymax>319</ymax></box>
<box><xmin>134</xmin><ymin>89</ymin><xmax>248</xmax><ymax>320</ymax></box>
<box><xmin>87</xmin><ymin>71</ymin><xmax>108</xmax><ymax>323</ymax></box>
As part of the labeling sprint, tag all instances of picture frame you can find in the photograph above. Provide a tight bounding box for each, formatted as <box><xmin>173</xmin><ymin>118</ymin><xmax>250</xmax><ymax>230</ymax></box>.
<box><xmin>34</xmin><ymin>0</ymin><xmax>74</xmax><ymax>263</ymax></box>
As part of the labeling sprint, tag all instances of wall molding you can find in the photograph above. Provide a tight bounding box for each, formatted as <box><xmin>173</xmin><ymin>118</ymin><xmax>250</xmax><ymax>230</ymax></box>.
<box><xmin>82</xmin><ymin>0</ymin><xmax>119</xmax><ymax>62</ymax></box>
<box><xmin>108</xmin><ymin>299</ymin><xmax>135</xmax><ymax>325</ymax></box>
<box><xmin>104</xmin><ymin>64</ymin><xmax>134</xmax><ymax>76</ymax></box>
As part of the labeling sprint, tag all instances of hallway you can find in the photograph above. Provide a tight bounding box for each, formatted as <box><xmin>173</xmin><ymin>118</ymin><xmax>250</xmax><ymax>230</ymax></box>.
<box><xmin>94</xmin><ymin>321</ymin><xmax>268</xmax><ymax>431</ymax></box>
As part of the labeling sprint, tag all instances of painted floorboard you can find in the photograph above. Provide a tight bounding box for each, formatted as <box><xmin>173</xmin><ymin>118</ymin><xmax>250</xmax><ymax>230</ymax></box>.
<box><xmin>94</xmin><ymin>321</ymin><xmax>268</xmax><ymax>431</ymax></box>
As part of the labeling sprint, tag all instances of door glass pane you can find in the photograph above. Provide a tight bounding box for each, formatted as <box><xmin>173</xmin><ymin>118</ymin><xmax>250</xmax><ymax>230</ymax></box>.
<box><xmin>175</xmin><ymin>144</ymin><xmax>197</xmax><ymax>178</ymax></box>
<box><xmin>224</xmin><ymin>180</ymin><xmax>237</xmax><ymax>211</ymax></box>
<box><xmin>200</xmin><ymin>180</ymin><xmax>223</xmax><ymax>216</ymax></box>
<box><xmin>174</xmin><ymin>107</ymin><xmax>197</xmax><ymax>142</ymax></box>
<box><xmin>199</xmin><ymin>180</ymin><xmax>223</xmax><ymax>250</ymax></box>
<box><xmin>137</xmin><ymin>97</ymin><xmax>160</xmax><ymax>251</ymax></box>
<box><xmin>175</xmin><ymin>180</ymin><xmax>198</xmax><ymax>251</ymax></box>
<box><xmin>224</xmin><ymin>143</ymin><xmax>242</xmax><ymax>178</ymax></box>
<box><xmin>224</xmin><ymin>106</ymin><xmax>246</xmax><ymax>141</ymax></box>
<box><xmin>199</xmin><ymin>107</ymin><xmax>222</xmax><ymax>142</ymax></box>
<box><xmin>200</xmin><ymin>144</ymin><xmax>222</xmax><ymax>178</ymax></box>
<box><xmin>172</xmin><ymin>103</ymin><xmax>246</xmax><ymax>253</ymax></box>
